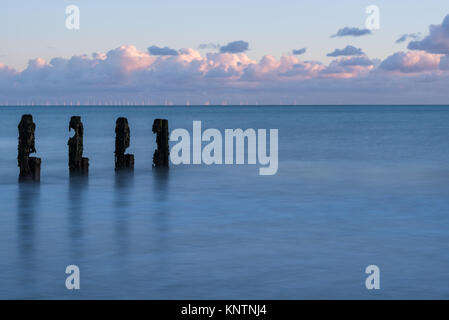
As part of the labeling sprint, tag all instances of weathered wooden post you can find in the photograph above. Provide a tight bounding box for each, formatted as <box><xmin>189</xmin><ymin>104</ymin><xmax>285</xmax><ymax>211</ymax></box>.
<box><xmin>68</xmin><ymin>116</ymin><xmax>89</xmax><ymax>175</ymax></box>
<box><xmin>115</xmin><ymin>117</ymin><xmax>134</xmax><ymax>170</ymax></box>
<box><xmin>152</xmin><ymin>119</ymin><xmax>169</xmax><ymax>168</ymax></box>
<box><xmin>18</xmin><ymin>115</ymin><xmax>41</xmax><ymax>182</ymax></box>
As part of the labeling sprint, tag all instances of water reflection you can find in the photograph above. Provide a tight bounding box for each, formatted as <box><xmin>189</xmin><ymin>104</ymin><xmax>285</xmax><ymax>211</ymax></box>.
<box><xmin>151</xmin><ymin>168</ymin><xmax>171</xmax><ymax>262</ymax></box>
<box><xmin>16</xmin><ymin>182</ymin><xmax>40</xmax><ymax>285</ymax></box>
<box><xmin>152</xmin><ymin>168</ymin><xmax>170</xmax><ymax>202</ymax></box>
<box><xmin>114</xmin><ymin>171</ymin><xmax>134</xmax><ymax>254</ymax></box>
<box><xmin>67</xmin><ymin>175</ymin><xmax>88</xmax><ymax>259</ymax></box>
<box><xmin>114</xmin><ymin>170</ymin><xmax>134</xmax><ymax>207</ymax></box>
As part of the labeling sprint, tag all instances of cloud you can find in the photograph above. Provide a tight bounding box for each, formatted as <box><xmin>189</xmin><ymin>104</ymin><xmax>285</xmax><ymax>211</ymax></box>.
<box><xmin>408</xmin><ymin>15</ymin><xmax>449</xmax><ymax>54</ymax></box>
<box><xmin>0</xmin><ymin>63</ymin><xmax>17</xmax><ymax>84</ymax></box>
<box><xmin>379</xmin><ymin>51</ymin><xmax>441</xmax><ymax>73</ymax></box>
<box><xmin>292</xmin><ymin>48</ymin><xmax>307</xmax><ymax>55</ymax></box>
<box><xmin>148</xmin><ymin>45</ymin><xmax>179</xmax><ymax>56</ymax></box>
<box><xmin>198</xmin><ymin>43</ymin><xmax>220</xmax><ymax>50</ymax></box>
<box><xmin>320</xmin><ymin>56</ymin><xmax>374</xmax><ymax>79</ymax></box>
<box><xmin>396</xmin><ymin>33</ymin><xmax>421</xmax><ymax>43</ymax></box>
<box><xmin>439</xmin><ymin>54</ymin><xmax>449</xmax><ymax>70</ymax></box>
<box><xmin>337</xmin><ymin>56</ymin><xmax>373</xmax><ymax>67</ymax></box>
<box><xmin>326</xmin><ymin>45</ymin><xmax>364</xmax><ymax>57</ymax></box>
<box><xmin>105</xmin><ymin>45</ymin><xmax>154</xmax><ymax>75</ymax></box>
<box><xmin>4</xmin><ymin>38</ymin><xmax>449</xmax><ymax>105</ymax></box>
<box><xmin>220</xmin><ymin>41</ymin><xmax>249</xmax><ymax>53</ymax></box>
<box><xmin>241</xmin><ymin>55</ymin><xmax>324</xmax><ymax>81</ymax></box>
<box><xmin>331</xmin><ymin>27</ymin><xmax>372</xmax><ymax>38</ymax></box>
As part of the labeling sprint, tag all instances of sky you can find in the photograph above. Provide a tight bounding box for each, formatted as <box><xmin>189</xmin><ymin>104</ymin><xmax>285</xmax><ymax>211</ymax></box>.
<box><xmin>1</xmin><ymin>0</ymin><xmax>449</xmax><ymax>105</ymax></box>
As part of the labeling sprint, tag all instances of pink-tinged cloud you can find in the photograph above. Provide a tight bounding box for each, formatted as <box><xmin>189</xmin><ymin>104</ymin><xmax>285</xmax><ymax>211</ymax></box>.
<box><xmin>0</xmin><ymin>63</ymin><xmax>17</xmax><ymax>87</ymax></box>
<box><xmin>379</xmin><ymin>51</ymin><xmax>442</xmax><ymax>73</ymax></box>
<box><xmin>321</xmin><ymin>56</ymin><xmax>374</xmax><ymax>79</ymax></box>
<box><xmin>2</xmin><ymin>42</ymin><xmax>449</xmax><ymax>104</ymax></box>
<box><xmin>242</xmin><ymin>55</ymin><xmax>324</xmax><ymax>81</ymax></box>
<box><xmin>104</xmin><ymin>45</ymin><xmax>154</xmax><ymax>74</ymax></box>
<box><xmin>0</xmin><ymin>63</ymin><xmax>16</xmax><ymax>75</ymax></box>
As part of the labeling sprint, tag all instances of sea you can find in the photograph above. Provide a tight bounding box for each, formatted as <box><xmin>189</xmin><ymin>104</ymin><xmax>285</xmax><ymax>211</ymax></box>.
<box><xmin>0</xmin><ymin>105</ymin><xmax>449</xmax><ymax>299</ymax></box>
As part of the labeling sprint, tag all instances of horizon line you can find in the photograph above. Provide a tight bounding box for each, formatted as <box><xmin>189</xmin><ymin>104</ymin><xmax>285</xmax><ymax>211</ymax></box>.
<box><xmin>1</xmin><ymin>104</ymin><xmax>449</xmax><ymax>107</ymax></box>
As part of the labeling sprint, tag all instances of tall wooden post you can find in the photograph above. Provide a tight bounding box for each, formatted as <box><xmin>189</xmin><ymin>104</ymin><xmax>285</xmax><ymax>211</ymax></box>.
<box><xmin>152</xmin><ymin>119</ymin><xmax>169</xmax><ymax>168</ymax></box>
<box><xmin>115</xmin><ymin>117</ymin><xmax>134</xmax><ymax>170</ymax></box>
<box><xmin>68</xmin><ymin>116</ymin><xmax>89</xmax><ymax>175</ymax></box>
<box><xmin>18</xmin><ymin>114</ymin><xmax>41</xmax><ymax>182</ymax></box>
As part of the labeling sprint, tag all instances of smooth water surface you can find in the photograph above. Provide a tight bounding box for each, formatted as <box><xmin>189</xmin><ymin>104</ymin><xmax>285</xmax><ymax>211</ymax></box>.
<box><xmin>1</xmin><ymin>105</ymin><xmax>449</xmax><ymax>299</ymax></box>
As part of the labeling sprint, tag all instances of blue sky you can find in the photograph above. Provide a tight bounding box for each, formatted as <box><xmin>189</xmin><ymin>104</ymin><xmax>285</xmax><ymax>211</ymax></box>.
<box><xmin>1</xmin><ymin>0</ymin><xmax>447</xmax><ymax>70</ymax></box>
<box><xmin>2</xmin><ymin>1</ymin><xmax>449</xmax><ymax>104</ymax></box>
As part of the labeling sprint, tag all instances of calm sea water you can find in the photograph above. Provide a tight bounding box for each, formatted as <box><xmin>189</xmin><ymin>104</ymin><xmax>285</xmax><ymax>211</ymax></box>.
<box><xmin>1</xmin><ymin>105</ymin><xmax>449</xmax><ymax>299</ymax></box>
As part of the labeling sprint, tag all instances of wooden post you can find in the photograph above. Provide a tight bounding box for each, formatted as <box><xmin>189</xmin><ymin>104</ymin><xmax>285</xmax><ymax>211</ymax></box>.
<box><xmin>18</xmin><ymin>114</ymin><xmax>41</xmax><ymax>182</ymax></box>
<box><xmin>115</xmin><ymin>117</ymin><xmax>134</xmax><ymax>170</ymax></box>
<box><xmin>152</xmin><ymin>119</ymin><xmax>169</xmax><ymax>168</ymax></box>
<box><xmin>68</xmin><ymin>116</ymin><xmax>89</xmax><ymax>175</ymax></box>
